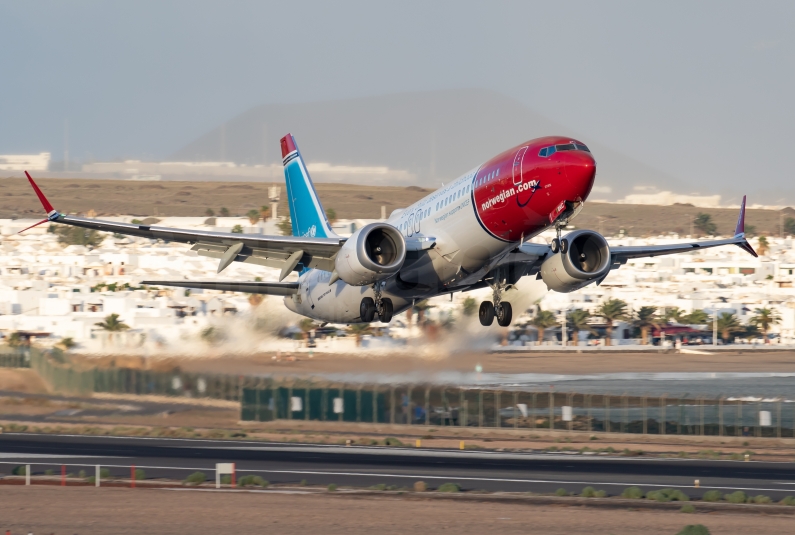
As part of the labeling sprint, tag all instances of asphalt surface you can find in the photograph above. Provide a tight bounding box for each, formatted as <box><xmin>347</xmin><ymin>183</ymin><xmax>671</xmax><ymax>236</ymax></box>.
<box><xmin>1</xmin><ymin>433</ymin><xmax>794</xmax><ymax>498</ymax></box>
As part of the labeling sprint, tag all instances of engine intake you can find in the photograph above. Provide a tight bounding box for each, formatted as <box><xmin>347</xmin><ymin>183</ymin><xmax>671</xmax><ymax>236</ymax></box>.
<box><xmin>335</xmin><ymin>223</ymin><xmax>406</xmax><ymax>286</ymax></box>
<box><xmin>539</xmin><ymin>230</ymin><xmax>611</xmax><ymax>293</ymax></box>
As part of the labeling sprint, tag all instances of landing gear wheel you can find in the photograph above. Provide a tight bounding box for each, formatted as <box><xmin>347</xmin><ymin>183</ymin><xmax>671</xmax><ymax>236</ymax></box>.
<box><xmin>559</xmin><ymin>239</ymin><xmax>568</xmax><ymax>254</ymax></box>
<box><xmin>496</xmin><ymin>302</ymin><xmax>513</xmax><ymax>327</ymax></box>
<box><xmin>551</xmin><ymin>238</ymin><xmax>560</xmax><ymax>253</ymax></box>
<box><xmin>379</xmin><ymin>298</ymin><xmax>394</xmax><ymax>323</ymax></box>
<box><xmin>479</xmin><ymin>301</ymin><xmax>495</xmax><ymax>326</ymax></box>
<box><xmin>360</xmin><ymin>297</ymin><xmax>376</xmax><ymax>322</ymax></box>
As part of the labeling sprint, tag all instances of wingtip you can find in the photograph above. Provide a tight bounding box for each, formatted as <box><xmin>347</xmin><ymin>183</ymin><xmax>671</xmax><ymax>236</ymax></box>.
<box><xmin>24</xmin><ymin>170</ymin><xmax>55</xmax><ymax>214</ymax></box>
<box><xmin>734</xmin><ymin>194</ymin><xmax>747</xmax><ymax>238</ymax></box>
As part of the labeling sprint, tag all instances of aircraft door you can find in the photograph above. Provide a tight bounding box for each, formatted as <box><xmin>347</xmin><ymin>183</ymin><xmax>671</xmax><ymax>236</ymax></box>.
<box><xmin>513</xmin><ymin>146</ymin><xmax>529</xmax><ymax>185</ymax></box>
<box><xmin>407</xmin><ymin>212</ymin><xmax>414</xmax><ymax>236</ymax></box>
<box><xmin>413</xmin><ymin>209</ymin><xmax>422</xmax><ymax>234</ymax></box>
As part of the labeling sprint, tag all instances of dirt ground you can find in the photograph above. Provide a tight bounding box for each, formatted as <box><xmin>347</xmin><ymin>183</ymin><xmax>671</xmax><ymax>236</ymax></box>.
<box><xmin>177</xmin><ymin>348</ymin><xmax>795</xmax><ymax>376</ymax></box>
<box><xmin>0</xmin><ymin>369</ymin><xmax>50</xmax><ymax>394</ymax></box>
<box><xmin>0</xmin><ymin>486</ymin><xmax>791</xmax><ymax>534</ymax></box>
<box><xmin>1</xmin><ymin>176</ymin><xmax>789</xmax><ymax>235</ymax></box>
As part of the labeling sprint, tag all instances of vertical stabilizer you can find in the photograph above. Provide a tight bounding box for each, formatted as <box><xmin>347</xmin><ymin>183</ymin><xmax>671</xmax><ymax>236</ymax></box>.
<box><xmin>280</xmin><ymin>134</ymin><xmax>337</xmax><ymax>239</ymax></box>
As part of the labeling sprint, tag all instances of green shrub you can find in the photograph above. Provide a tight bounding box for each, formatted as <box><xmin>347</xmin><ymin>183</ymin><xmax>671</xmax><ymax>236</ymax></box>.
<box><xmin>724</xmin><ymin>491</ymin><xmax>747</xmax><ymax>504</ymax></box>
<box><xmin>220</xmin><ymin>474</ymin><xmax>232</xmax><ymax>485</ymax></box>
<box><xmin>383</xmin><ymin>437</ymin><xmax>404</xmax><ymax>446</ymax></box>
<box><xmin>238</xmin><ymin>475</ymin><xmax>268</xmax><ymax>487</ymax></box>
<box><xmin>44</xmin><ymin>469</ymin><xmax>54</xmax><ymax>476</ymax></box>
<box><xmin>300</xmin><ymin>479</ymin><xmax>308</xmax><ymax>486</ymax></box>
<box><xmin>79</xmin><ymin>470</ymin><xmax>87</xmax><ymax>479</ymax></box>
<box><xmin>437</xmin><ymin>483</ymin><xmax>461</xmax><ymax>493</ymax></box>
<box><xmin>647</xmin><ymin>489</ymin><xmax>689</xmax><ymax>502</ymax></box>
<box><xmin>372</xmin><ymin>483</ymin><xmax>388</xmax><ymax>491</ymax></box>
<box><xmin>680</xmin><ymin>504</ymin><xmax>696</xmax><ymax>514</ymax></box>
<box><xmin>581</xmin><ymin>486</ymin><xmax>597</xmax><ymax>498</ymax></box>
<box><xmin>11</xmin><ymin>466</ymin><xmax>27</xmax><ymax>476</ymax></box>
<box><xmin>86</xmin><ymin>476</ymin><xmax>96</xmax><ymax>484</ymax></box>
<box><xmin>701</xmin><ymin>490</ymin><xmax>722</xmax><ymax>502</ymax></box>
<box><xmin>135</xmin><ymin>469</ymin><xmax>146</xmax><ymax>480</ymax></box>
<box><xmin>594</xmin><ymin>490</ymin><xmax>607</xmax><ymax>498</ymax></box>
<box><xmin>184</xmin><ymin>471</ymin><xmax>207</xmax><ymax>485</ymax></box>
<box><xmin>100</xmin><ymin>468</ymin><xmax>111</xmax><ymax>479</ymax></box>
<box><xmin>675</xmin><ymin>525</ymin><xmax>711</xmax><ymax>535</ymax></box>
<box><xmin>621</xmin><ymin>486</ymin><xmax>644</xmax><ymax>499</ymax></box>
<box><xmin>555</xmin><ymin>488</ymin><xmax>568</xmax><ymax>497</ymax></box>
<box><xmin>327</xmin><ymin>483</ymin><xmax>338</xmax><ymax>492</ymax></box>
<box><xmin>779</xmin><ymin>496</ymin><xmax>795</xmax><ymax>506</ymax></box>
<box><xmin>752</xmin><ymin>494</ymin><xmax>771</xmax><ymax>504</ymax></box>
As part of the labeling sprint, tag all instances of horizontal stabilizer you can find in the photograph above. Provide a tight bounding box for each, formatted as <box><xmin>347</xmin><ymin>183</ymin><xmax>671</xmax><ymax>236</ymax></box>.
<box><xmin>142</xmin><ymin>280</ymin><xmax>299</xmax><ymax>296</ymax></box>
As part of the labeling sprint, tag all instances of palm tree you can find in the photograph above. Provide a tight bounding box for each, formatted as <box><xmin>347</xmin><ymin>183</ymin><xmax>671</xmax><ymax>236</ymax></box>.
<box><xmin>413</xmin><ymin>300</ymin><xmax>434</xmax><ymax>326</ymax></box>
<box><xmin>663</xmin><ymin>307</ymin><xmax>685</xmax><ymax>324</ymax></box>
<box><xmin>694</xmin><ymin>213</ymin><xmax>717</xmax><ymax>236</ymax></box>
<box><xmin>325</xmin><ymin>208</ymin><xmax>337</xmax><ymax>225</ymax></box>
<box><xmin>567</xmin><ymin>309</ymin><xmax>593</xmax><ymax>346</ymax></box>
<box><xmin>347</xmin><ymin>323</ymin><xmax>373</xmax><ymax>346</ymax></box>
<box><xmin>716</xmin><ymin>312</ymin><xmax>742</xmax><ymax>343</ymax></box>
<box><xmin>259</xmin><ymin>205</ymin><xmax>271</xmax><ymax>221</ymax></box>
<box><xmin>246</xmin><ymin>209</ymin><xmax>261</xmax><ymax>225</ymax></box>
<box><xmin>5</xmin><ymin>331</ymin><xmax>23</xmax><ymax>349</ymax></box>
<box><xmin>596</xmin><ymin>298</ymin><xmax>628</xmax><ymax>346</ymax></box>
<box><xmin>95</xmin><ymin>313</ymin><xmax>130</xmax><ymax>332</ymax></box>
<box><xmin>633</xmin><ymin>306</ymin><xmax>661</xmax><ymax>345</ymax></box>
<box><xmin>462</xmin><ymin>297</ymin><xmax>478</xmax><ymax>317</ymax></box>
<box><xmin>531</xmin><ymin>309</ymin><xmax>558</xmax><ymax>345</ymax></box>
<box><xmin>750</xmin><ymin>307</ymin><xmax>781</xmax><ymax>342</ymax></box>
<box><xmin>299</xmin><ymin>318</ymin><xmax>317</xmax><ymax>346</ymax></box>
<box><xmin>95</xmin><ymin>313</ymin><xmax>130</xmax><ymax>343</ymax></box>
<box><xmin>683</xmin><ymin>309</ymin><xmax>710</xmax><ymax>325</ymax></box>
<box><xmin>757</xmin><ymin>236</ymin><xmax>769</xmax><ymax>256</ymax></box>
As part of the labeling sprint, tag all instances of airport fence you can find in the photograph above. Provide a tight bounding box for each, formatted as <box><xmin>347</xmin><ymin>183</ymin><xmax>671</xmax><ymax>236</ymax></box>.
<box><xmin>241</xmin><ymin>381</ymin><xmax>795</xmax><ymax>439</ymax></box>
<box><xmin>2</xmin><ymin>347</ymin><xmax>794</xmax><ymax>439</ymax></box>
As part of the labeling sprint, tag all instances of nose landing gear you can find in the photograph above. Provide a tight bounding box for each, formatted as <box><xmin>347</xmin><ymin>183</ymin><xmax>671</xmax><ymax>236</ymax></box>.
<box><xmin>359</xmin><ymin>282</ymin><xmax>393</xmax><ymax>323</ymax></box>
<box><xmin>479</xmin><ymin>279</ymin><xmax>513</xmax><ymax>327</ymax></box>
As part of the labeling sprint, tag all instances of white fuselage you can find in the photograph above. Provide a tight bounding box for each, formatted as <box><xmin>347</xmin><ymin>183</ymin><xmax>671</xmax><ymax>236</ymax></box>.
<box><xmin>284</xmin><ymin>167</ymin><xmax>526</xmax><ymax>323</ymax></box>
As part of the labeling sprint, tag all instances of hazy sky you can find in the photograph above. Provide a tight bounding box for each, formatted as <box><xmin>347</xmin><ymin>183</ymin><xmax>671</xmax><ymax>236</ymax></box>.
<box><xmin>2</xmin><ymin>0</ymin><xmax>794</xmax><ymax>197</ymax></box>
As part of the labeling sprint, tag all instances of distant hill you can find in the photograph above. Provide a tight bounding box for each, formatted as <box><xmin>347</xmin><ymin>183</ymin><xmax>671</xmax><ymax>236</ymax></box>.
<box><xmin>171</xmin><ymin>89</ymin><xmax>684</xmax><ymax>200</ymax></box>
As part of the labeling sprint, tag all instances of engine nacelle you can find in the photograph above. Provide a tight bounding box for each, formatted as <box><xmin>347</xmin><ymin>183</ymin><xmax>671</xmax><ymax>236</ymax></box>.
<box><xmin>335</xmin><ymin>223</ymin><xmax>406</xmax><ymax>286</ymax></box>
<box><xmin>539</xmin><ymin>230</ymin><xmax>611</xmax><ymax>293</ymax></box>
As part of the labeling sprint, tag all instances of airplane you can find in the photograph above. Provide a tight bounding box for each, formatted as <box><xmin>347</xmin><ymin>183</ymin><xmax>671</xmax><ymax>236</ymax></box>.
<box><xmin>22</xmin><ymin>133</ymin><xmax>757</xmax><ymax>327</ymax></box>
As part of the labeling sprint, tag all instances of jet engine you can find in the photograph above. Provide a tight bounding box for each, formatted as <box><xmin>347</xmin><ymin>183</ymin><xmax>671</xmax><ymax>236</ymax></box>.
<box><xmin>335</xmin><ymin>223</ymin><xmax>406</xmax><ymax>286</ymax></box>
<box><xmin>539</xmin><ymin>230</ymin><xmax>611</xmax><ymax>293</ymax></box>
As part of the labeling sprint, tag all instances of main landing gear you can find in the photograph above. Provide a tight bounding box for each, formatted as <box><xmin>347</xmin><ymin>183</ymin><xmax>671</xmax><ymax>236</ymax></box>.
<box><xmin>479</xmin><ymin>280</ymin><xmax>513</xmax><ymax>327</ymax></box>
<box><xmin>360</xmin><ymin>282</ymin><xmax>393</xmax><ymax>323</ymax></box>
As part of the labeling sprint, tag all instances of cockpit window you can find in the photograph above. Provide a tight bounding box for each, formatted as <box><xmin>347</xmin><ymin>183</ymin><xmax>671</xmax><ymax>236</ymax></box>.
<box><xmin>539</xmin><ymin>143</ymin><xmax>590</xmax><ymax>157</ymax></box>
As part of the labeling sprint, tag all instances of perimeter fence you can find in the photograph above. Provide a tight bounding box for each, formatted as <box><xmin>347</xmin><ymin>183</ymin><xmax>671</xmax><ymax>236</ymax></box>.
<box><xmin>241</xmin><ymin>381</ymin><xmax>795</xmax><ymax>439</ymax></box>
<box><xmin>1</xmin><ymin>347</ymin><xmax>793</xmax><ymax>438</ymax></box>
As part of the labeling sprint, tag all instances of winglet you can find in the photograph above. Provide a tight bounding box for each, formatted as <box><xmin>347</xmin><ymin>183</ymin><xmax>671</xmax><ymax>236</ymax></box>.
<box><xmin>734</xmin><ymin>195</ymin><xmax>747</xmax><ymax>238</ymax></box>
<box><xmin>732</xmin><ymin>195</ymin><xmax>758</xmax><ymax>257</ymax></box>
<box><xmin>25</xmin><ymin>171</ymin><xmax>56</xmax><ymax>215</ymax></box>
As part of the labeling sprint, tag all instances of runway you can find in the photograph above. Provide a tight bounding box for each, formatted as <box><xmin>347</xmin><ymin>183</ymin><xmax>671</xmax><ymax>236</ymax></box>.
<box><xmin>1</xmin><ymin>433</ymin><xmax>794</xmax><ymax>498</ymax></box>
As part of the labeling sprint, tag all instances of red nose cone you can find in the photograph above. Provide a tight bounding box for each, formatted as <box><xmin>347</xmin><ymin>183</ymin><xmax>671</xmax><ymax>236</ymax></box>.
<box><xmin>562</xmin><ymin>150</ymin><xmax>596</xmax><ymax>201</ymax></box>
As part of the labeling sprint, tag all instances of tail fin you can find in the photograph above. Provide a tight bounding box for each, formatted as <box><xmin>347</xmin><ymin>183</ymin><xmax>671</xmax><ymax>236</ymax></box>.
<box><xmin>280</xmin><ymin>134</ymin><xmax>337</xmax><ymax>239</ymax></box>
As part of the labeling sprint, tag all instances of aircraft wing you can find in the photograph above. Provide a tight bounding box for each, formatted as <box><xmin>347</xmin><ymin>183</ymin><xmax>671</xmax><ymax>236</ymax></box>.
<box><xmin>505</xmin><ymin>196</ymin><xmax>756</xmax><ymax>277</ymax></box>
<box><xmin>21</xmin><ymin>172</ymin><xmax>345</xmax><ymax>278</ymax></box>
<box><xmin>142</xmin><ymin>280</ymin><xmax>299</xmax><ymax>296</ymax></box>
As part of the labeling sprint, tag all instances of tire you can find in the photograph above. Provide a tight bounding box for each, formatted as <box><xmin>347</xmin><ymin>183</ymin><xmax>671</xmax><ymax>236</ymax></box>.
<box><xmin>379</xmin><ymin>298</ymin><xmax>394</xmax><ymax>323</ymax></box>
<box><xmin>550</xmin><ymin>238</ymin><xmax>560</xmax><ymax>253</ymax></box>
<box><xmin>479</xmin><ymin>301</ymin><xmax>495</xmax><ymax>326</ymax></box>
<box><xmin>560</xmin><ymin>238</ymin><xmax>568</xmax><ymax>254</ymax></box>
<box><xmin>496</xmin><ymin>302</ymin><xmax>513</xmax><ymax>327</ymax></box>
<box><xmin>360</xmin><ymin>297</ymin><xmax>376</xmax><ymax>322</ymax></box>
